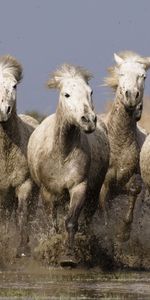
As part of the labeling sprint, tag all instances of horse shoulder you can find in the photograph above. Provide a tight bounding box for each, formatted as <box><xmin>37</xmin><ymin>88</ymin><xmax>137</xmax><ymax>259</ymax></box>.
<box><xmin>0</xmin><ymin>118</ymin><xmax>31</xmax><ymax>189</ymax></box>
<box><xmin>9</xmin><ymin>116</ymin><xmax>37</xmax><ymax>187</ymax></box>
<box><xmin>27</xmin><ymin>114</ymin><xmax>56</xmax><ymax>185</ymax></box>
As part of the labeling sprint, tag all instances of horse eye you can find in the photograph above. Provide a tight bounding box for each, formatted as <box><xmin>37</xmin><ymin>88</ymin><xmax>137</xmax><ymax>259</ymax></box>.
<box><xmin>65</xmin><ymin>93</ymin><xmax>70</xmax><ymax>98</ymax></box>
<box><xmin>139</xmin><ymin>74</ymin><xmax>146</xmax><ymax>80</ymax></box>
<box><xmin>91</xmin><ymin>90</ymin><xmax>93</xmax><ymax>96</ymax></box>
<box><xmin>13</xmin><ymin>84</ymin><xmax>17</xmax><ymax>89</ymax></box>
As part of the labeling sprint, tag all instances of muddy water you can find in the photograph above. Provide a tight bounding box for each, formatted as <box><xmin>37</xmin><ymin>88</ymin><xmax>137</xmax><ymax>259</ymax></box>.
<box><xmin>0</xmin><ymin>258</ymin><xmax>150</xmax><ymax>299</ymax></box>
<box><xmin>1</xmin><ymin>192</ymin><xmax>150</xmax><ymax>299</ymax></box>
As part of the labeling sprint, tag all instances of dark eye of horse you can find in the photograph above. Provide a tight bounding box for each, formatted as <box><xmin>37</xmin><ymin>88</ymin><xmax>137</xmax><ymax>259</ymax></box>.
<box><xmin>139</xmin><ymin>74</ymin><xmax>146</xmax><ymax>80</ymax></box>
<box><xmin>65</xmin><ymin>93</ymin><xmax>70</xmax><ymax>98</ymax></box>
<box><xmin>13</xmin><ymin>84</ymin><xmax>17</xmax><ymax>89</ymax></box>
<box><xmin>91</xmin><ymin>90</ymin><xmax>93</xmax><ymax>96</ymax></box>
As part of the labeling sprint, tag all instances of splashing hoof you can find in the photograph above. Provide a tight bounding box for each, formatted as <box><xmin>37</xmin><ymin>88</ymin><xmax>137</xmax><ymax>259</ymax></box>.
<box><xmin>16</xmin><ymin>245</ymin><xmax>31</xmax><ymax>258</ymax></box>
<box><xmin>59</xmin><ymin>255</ymin><xmax>78</xmax><ymax>268</ymax></box>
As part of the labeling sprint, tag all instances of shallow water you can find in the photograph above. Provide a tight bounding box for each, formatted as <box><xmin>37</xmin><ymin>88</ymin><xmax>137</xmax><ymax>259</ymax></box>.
<box><xmin>0</xmin><ymin>258</ymin><xmax>150</xmax><ymax>299</ymax></box>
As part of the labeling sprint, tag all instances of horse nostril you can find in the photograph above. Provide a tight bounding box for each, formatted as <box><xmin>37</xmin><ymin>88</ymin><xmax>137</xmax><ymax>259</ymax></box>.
<box><xmin>7</xmin><ymin>106</ymin><xmax>11</xmax><ymax>114</ymax></box>
<box><xmin>125</xmin><ymin>90</ymin><xmax>129</xmax><ymax>98</ymax></box>
<box><xmin>81</xmin><ymin>116</ymin><xmax>88</xmax><ymax>123</ymax></box>
<box><xmin>94</xmin><ymin>115</ymin><xmax>97</xmax><ymax>123</ymax></box>
<box><xmin>136</xmin><ymin>91</ymin><xmax>139</xmax><ymax>99</ymax></box>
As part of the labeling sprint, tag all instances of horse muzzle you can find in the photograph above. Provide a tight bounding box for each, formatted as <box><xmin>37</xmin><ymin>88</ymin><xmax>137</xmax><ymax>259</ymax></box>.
<box><xmin>81</xmin><ymin>114</ymin><xmax>97</xmax><ymax>133</ymax></box>
<box><xmin>0</xmin><ymin>105</ymin><xmax>12</xmax><ymax>122</ymax></box>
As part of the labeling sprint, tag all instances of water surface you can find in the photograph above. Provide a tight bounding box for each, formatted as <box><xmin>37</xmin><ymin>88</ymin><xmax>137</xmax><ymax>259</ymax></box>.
<box><xmin>0</xmin><ymin>258</ymin><xmax>150</xmax><ymax>299</ymax></box>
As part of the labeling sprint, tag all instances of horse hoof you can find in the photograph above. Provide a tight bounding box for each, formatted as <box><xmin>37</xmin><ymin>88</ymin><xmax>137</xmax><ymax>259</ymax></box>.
<box><xmin>16</xmin><ymin>245</ymin><xmax>31</xmax><ymax>258</ymax></box>
<box><xmin>59</xmin><ymin>255</ymin><xmax>78</xmax><ymax>268</ymax></box>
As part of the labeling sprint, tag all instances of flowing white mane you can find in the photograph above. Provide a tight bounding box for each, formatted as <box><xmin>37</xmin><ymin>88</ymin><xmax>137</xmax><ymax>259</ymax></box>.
<box><xmin>47</xmin><ymin>64</ymin><xmax>93</xmax><ymax>89</ymax></box>
<box><xmin>104</xmin><ymin>51</ymin><xmax>150</xmax><ymax>91</ymax></box>
<box><xmin>0</xmin><ymin>55</ymin><xmax>23</xmax><ymax>83</ymax></box>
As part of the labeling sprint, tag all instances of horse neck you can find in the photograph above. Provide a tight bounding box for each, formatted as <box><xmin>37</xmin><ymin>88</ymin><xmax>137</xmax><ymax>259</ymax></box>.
<box><xmin>53</xmin><ymin>102</ymin><xmax>80</xmax><ymax>159</ymax></box>
<box><xmin>107</xmin><ymin>90</ymin><xmax>137</xmax><ymax>145</ymax></box>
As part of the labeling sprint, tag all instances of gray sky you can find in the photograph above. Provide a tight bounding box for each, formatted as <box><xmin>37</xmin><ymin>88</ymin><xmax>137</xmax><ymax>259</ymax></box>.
<box><xmin>0</xmin><ymin>0</ymin><xmax>150</xmax><ymax>115</ymax></box>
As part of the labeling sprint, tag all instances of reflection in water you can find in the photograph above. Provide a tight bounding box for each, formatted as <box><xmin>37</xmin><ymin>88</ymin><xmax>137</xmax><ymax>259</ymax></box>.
<box><xmin>0</xmin><ymin>258</ymin><xmax>150</xmax><ymax>299</ymax></box>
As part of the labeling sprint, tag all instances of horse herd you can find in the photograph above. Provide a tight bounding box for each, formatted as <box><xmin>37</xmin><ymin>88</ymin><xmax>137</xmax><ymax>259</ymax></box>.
<box><xmin>0</xmin><ymin>51</ymin><xmax>150</xmax><ymax>267</ymax></box>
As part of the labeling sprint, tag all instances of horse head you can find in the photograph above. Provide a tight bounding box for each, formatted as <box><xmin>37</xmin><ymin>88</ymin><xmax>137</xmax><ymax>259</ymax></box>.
<box><xmin>0</xmin><ymin>55</ymin><xmax>22</xmax><ymax>122</ymax></box>
<box><xmin>115</xmin><ymin>52</ymin><xmax>150</xmax><ymax>116</ymax></box>
<box><xmin>47</xmin><ymin>64</ymin><xmax>97</xmax><ymax>133</ymax></box>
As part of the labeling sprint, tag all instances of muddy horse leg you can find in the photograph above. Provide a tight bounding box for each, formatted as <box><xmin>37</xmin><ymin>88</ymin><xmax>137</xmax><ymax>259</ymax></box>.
<box><xmin>41</xmin><ymin>189</ymin><xmax>59</xmax><ymax>233</ymax></box>
<box><xmin>99</xmin><ymin>180</ymin><xmax>111</xmax><ymax>226</ymax></box>
<box><xmin>16</xmin><ymin>179</ymin><xmax>32</xmax><ymax>257</ymax></box>
<box><xmin>84</xmin><ymin>189</ymin><xmax>99</xmax><ymax>229</ymax></box>
<box><xmin>60</xmin><ymin>181</ymin><xmax>87</xmax><ymax>267</ymax></box>
<box><xmin>0</xmin><ymin>190</ymin><xmax>14</xmax><ymax>231</ymax></box>
<box><xmin>117</xmin><ymin>174</ymin><xmax>142</xmax><ymax>242</ymax></box>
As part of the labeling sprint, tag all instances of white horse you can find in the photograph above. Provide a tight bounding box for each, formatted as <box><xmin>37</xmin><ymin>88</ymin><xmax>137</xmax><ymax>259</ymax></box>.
<box><xmin>28</xmin><ymin>64</ymin><xmax>110</xmax><ymax>266</ymax></box>
<box><xmin>100</xmin><ymin>51</ymin><xmax>150</xmax><ymax>241</ymax></box>
<box><xmin>0</xmin><ymin>55</ymin><xmax>39</xmax><ymax>256</ymax></box>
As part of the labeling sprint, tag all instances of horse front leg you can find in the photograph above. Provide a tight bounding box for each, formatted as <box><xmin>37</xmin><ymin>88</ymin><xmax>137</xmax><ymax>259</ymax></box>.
<box><xmin>99</xmin><ymin>182</ymin><xmax>111</xmax><ymax>225</ymax></box>
<box><xmin>61</xmin><ymin>181</ymin><xmax>87</xmax><ymax>267</ymax></box>
<box><xmin>41</xmin><ymin>188</ymin><xmax>59</xmax><ymax>233</ymax></box>
<box><xmin>0</xmin><ymin>190</ymin><xmax>13</xmax><ymax>230</ymax></box>
<box><xmin>99</xmin><ymin>169</ymin><xmax>114</xmax><ymax>225</ymax></box>
<box><xmin>117</xmin><ymin>174</ymin><xmax>142</xmax><ymax>242</ymax></box>
<box><xmin>15</xmin><ymin>179</ymin><xmax>32</xmax><ymax>257</ymax></box>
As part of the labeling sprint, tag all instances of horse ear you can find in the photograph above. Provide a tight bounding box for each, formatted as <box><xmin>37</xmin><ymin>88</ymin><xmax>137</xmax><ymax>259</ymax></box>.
<box><xmin>137</xmin><ymin>57</ymin><xmax>150</xmax><ymax>70</ymax></box>
<box><xmin>114</xmin><ymin>53</ymin><xmax>124</xmax><ymax>65</ymax></box>
<box><xmin>144</xmin><ymin>57</ymin><xmax>150</xmax><ymax>70</ymax></box>
<box><xmin>47</xmin><ymin>76</ymin><xmax>61</xmax><ymax>89</ymax></box>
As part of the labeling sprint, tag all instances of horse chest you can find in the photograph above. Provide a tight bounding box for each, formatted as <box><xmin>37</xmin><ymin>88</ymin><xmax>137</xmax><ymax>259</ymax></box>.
<box><xmin>111</xmin><ymin>142</ymin><xmax>140</xmax><ymax>183</ymax></box>
<box><xmin>0</xmin><ymin>143</ymin><xmax>28</xmax><ymax>190</ymax></box>
<box><xmin>41</xmin><ymin>157</ymin><xmax>87</xmax><ymax>194</ymax></box>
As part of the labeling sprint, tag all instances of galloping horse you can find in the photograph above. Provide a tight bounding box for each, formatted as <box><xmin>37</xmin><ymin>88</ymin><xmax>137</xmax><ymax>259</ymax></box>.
<box><xmin>28</xmin><ymin>64</ymin><xmax>109</xmax><ymax>266</ymax></box>
<box><xmin>0</xmin><ymin>55</ymin><xmax>39</xmax><ymax>256</ymax></box>
<box><xmin>100</xmin><ymin>51</ymin><xmax>150</xmax><ymax>241</ymax></box>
